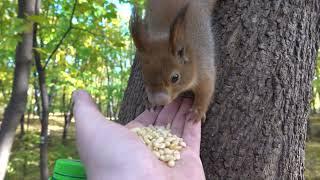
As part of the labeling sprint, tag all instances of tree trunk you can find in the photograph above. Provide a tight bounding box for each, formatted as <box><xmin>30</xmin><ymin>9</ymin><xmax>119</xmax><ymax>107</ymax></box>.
<box><xmin>118</xmin><ymin>59</ymin><xmax>145</xmax><ymax>121</ymax></box>
<box><xmin>33</xmin><ymin>1</ymin><xmax>49</xmax><ymax>179</ymax></box>
<box><xmin>62</xmin><ymin>111</ymin><xmax>72</xmax><ymax>143</ymax></box>
<box><xmin>107</xmin><ymin>101</ymin><xmax>115</xmax><ymax>120</ymax></box>
<box><xmin>62</xmin><ymin>93</ymin><xmax>73</xmax><ymax>143</ymax></box>
<box><xmin>48</xmin><ymin>83</ymin><xmax>57</xmax><ymax>111</ymax></box>
<box><xmin>0</xmin><ymin>0</ymin><xmax>35</xmax><ymax>179</ymax></box>
<box><xmin>119</xmin><ymin>0</ymin><xmax>320</xmax><ymax>179</ymax></box>
<box><xmin>34</xmin><ymin>44</ymin><xmax>50</xmax><ymax>180</ymax></box>
<box><xmin>27</xmin><ymin>91</ymin><xmax>34</xmax><ymax>132</ymax></box>
<box><xmin>27</xmin><ymin>108</ymin><xmax>31</xmax><ymax>131</ymax></box>
<box><xmin>34</xmin><ymin>78</ymin><xmax>41</xmax><ymax>117</ymax></box>
<box><xmin>19</xmin><ymin>114</ymin><xmax>25</xmax><ymax>138</ymax></box>
<box><xmin>306</xmin><ymin>118</ymin><xmax>312</xmax><ymax>142</ymax></box>
<box><xmin>62</xmin><ymin>88</ymin><xmax>67</xmax><ymax>140</ymax></box>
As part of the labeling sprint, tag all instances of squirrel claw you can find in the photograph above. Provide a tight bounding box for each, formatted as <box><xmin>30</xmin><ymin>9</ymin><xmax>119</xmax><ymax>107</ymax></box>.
<box><xmin>144</xmin><ymin>99</ymin><xmax>158</xmax><ymax>112</ymax></box>
<box><xmin>185</xmin><ymin>108</ymin><xmax>206</xmax><ymax>123</ymax></box>
<box><xmin>150</xmin><ymin>106</ymin><xmax>158</xmax><ymax>112</ymax></box>
<box><xmin>144</xmin><ymin>97</ymin><xmax>153</xmax><ymax>112</ymax></box>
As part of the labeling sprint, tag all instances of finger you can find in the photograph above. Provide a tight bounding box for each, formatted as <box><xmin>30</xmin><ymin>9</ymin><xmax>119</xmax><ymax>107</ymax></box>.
<box><xmin>182</xmin><ymin>117</ymin><xmax>201</xmax><ymax>155</ymax></box>
<box><xmin>72</xmin><ymin>90</ymin><xmax>106</xmax><ymax>125</ymax></box>
<box><xmin>72</xmin><ymin>90</ymin><xmax>124</xmax><ymax>137</ymax></box>
<box><xmin>125</xmin><ymin>121</ymin><xmax>145</xmax><ymax>129</ymax></box>
<box><xmin>72</xmin><ymin>90</ymin><xmax>99</xmax><ymax>111</ymax></box>
<box><xmin>171</xmin><ymin>98</ymin><xmax>193</xmax><ymax>137</ymax></box>
<box><xmin>72</xmin><ymin>90</ymin><xmax>123</xmax><ymax>160</ymax></box>
<box><xmin>154</xmin><ymin>97</ymin><xmax>182</xmax><ymax>127</ymax></box>
<box><xmin>126</xmin><ymin>106</ymin><xmax>162</xmax><ymax>129</ymax></box>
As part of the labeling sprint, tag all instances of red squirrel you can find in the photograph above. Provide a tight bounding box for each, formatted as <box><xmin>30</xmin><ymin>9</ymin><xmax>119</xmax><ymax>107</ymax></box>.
<box><xmin>130</xmin><ymin>0</ymin><xmax>217</xmax><ymax>122</ymax></box>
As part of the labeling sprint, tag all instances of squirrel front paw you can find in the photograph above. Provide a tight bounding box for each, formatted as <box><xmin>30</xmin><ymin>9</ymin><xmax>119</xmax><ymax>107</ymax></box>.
<box><xmin>185</xmin><ymin>107</ymin><xmax>206</xmax><ymax>123</ymax></box>
<box><xmin>144</xmin><ymin>96</ymin><xmax>157</xmax><ymax>112</ymax></box>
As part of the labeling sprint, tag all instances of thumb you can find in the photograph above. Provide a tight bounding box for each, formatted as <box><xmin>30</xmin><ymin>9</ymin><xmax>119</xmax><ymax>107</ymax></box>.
<box><xmin>72</xmin><ymin>90</ymin><xmax>98</xmax><ymax>112</ymax></box>
<box><xmin>72</xmin><ymin>90</ymin><xmax>112</xmax><ymax>167</ymax></box>
<box><xmin>72</xmin><ymin>90</ymin><xmax>108</xmax><ymax>133</ymax></box>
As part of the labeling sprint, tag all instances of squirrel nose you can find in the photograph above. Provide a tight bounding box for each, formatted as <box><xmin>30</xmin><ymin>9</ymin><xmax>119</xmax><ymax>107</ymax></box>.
<box><xmin>148</xmin><ymin>92</ymin><xmax>170</xmax><ymax>106</ymax></box>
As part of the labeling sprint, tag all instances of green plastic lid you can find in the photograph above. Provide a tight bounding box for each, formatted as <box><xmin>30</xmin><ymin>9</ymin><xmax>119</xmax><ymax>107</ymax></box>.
<box><xmin>51</xmin><ymin>159</ymin><xmax>86</xmax><ymax>180</ymax></box>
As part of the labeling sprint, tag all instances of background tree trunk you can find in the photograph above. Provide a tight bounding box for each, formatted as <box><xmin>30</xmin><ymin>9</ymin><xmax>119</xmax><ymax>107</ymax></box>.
<box><xmin>0</xmin><ymin>0</ymin><xmax>35</xmax><ymax>179</ymax></box>
<box><xmin>62</xmin><ymin>90</ymin><xmax>73</xmax><ymax>143</ymax></box>
<box><xmin>62</xmin><ymin>88</ymin><xmax>67</xmax><ymax>141</ymax></box>
<box><xmin>62</xmin><ymin>111</ymin><xmax>73</xmax><ymax>143</ymax></box>
<box><xmin>33</xmin><ymin>1</ymin><xmax>49</xmax><ymax>179</ymax></box>
<box><xmin>34</xmin><ymin>41</ymin><xmax>49</xmax><ymax>180</ymax></box>
<box><xmin>19</xmin><ymin>114</ymin><xmax>25</xmax><ymax>138</ymax></box>
<box><xmin>27</xmin><ymin>91</ymin><xmax>34</xmax><ymax>132</ymax></box>
<box><xmin>34</xmin><ymin>78</ymin><xmax>41</xmax><ymax>117</ymax></box>
<box><xmin>306</xmin><ymin>118</ymin><xmax>312</xmax><ymax>142</ymax></box>
<box><xmin>119</xmin><ymin>0</ymin><xmax>320</xmax><ymax>179</ymax></box>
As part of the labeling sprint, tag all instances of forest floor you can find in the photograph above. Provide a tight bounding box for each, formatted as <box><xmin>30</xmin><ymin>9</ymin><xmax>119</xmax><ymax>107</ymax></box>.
<box><xmin>5</xmin><ymin>114</ymin><xmax>79</xmax><ymax>180</ymax></box>
<box><xmin>1</xmin><ymin>114</ymin><xmax>320</xmax><ymax>180</ymax></box>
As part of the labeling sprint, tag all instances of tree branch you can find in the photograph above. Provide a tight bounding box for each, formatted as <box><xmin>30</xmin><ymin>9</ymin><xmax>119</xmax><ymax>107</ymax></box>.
<box><xmin>43</xmin><ymin>0</ymin><xmax>77</xmax><ymax>69</ymax></box>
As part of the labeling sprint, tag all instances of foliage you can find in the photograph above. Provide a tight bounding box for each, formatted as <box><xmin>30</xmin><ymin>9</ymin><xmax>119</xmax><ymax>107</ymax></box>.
<box><xmin>0</xmin><ymin>0</ymin><xmax>136</xmax><ymax>117</ymax></box>
<box><xmin>0</xmin><ymin>0</ymin><xmax>135</xmax><ymax>177</ymax></box>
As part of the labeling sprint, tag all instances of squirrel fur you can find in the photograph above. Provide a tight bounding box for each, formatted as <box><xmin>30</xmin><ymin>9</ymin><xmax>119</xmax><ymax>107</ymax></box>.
<box><xmin>130</xmin><ymin>0</ymin><xmax>217</xmax><ymax>122</ymax></box>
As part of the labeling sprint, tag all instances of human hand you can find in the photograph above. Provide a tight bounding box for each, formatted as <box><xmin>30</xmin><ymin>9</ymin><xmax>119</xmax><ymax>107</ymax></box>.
<box><xmin>72</xmin><ymin>90</ymin><xmax>205</xmax><ymax>180</ymax></box>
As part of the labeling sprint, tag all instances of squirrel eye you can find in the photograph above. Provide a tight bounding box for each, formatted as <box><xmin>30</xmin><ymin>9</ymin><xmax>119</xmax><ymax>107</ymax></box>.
<box><xmin>177</xmin><ymin>47</ymin><xmax>184</xmax><ymax>58</ymax></box>
<box><xmin>171</xmin><ymin>73</ymin><xmax>180</xmax><ymax>83</ymax></box>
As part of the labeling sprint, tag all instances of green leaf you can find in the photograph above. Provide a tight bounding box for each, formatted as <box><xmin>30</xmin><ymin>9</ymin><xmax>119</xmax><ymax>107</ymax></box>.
<box><xmin>33</xmin><ymin>47</ymin><xmax>50</xmax><ymax>56</ymax></box>
<box><xmin>27</xmin><ymin>15</ymin><xmax>48</xmax><ymax>24</ymax></box>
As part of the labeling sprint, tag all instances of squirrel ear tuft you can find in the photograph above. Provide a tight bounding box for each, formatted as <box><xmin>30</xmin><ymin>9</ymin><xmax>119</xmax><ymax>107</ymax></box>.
<box><xmin>169</xmin><ymin>4</ymin><xmax>189</xmax><ymax>56</ymax></box>
<box><xmin>130</xmin><ymin>6</ymin><xmax>149</xmax><ymax>52</ymax></box>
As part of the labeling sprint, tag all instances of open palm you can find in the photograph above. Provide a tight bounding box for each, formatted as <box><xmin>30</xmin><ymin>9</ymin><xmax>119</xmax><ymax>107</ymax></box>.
<box><xmin>73</xmin><ymin>90</ymin><xmax>205</xmax><ymax>180</ymax></box>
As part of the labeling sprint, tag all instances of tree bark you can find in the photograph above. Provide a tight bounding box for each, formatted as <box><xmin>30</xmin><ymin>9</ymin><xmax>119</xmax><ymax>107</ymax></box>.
<box><xmin>33</xmin><ymin>1</ymin><xmax>49</xmax><ymax>179</ymax></box>
<box><xmin>62</xmin><ymin>111</ymin><xmax>73</xmax><ymax>142</ymax></box>
<box><xmin>19</xmin><ymin>114</ymin><xmax>25</xmax><ymax>138</ymax></box>
<box><xmin>306</xmin><ymin>118</ymin><xmax>311</xmax><ymax>142</ymax></box>
<box><xmin>34</xmin><ymin>78</ymin><xmax>41</xmax><ymax>117</ymax></box>
<box><xmin>62</xmin><ymin>90</ymin><xmax>73</xmax><ymax>142</ymax></box>
<box><xmin>34</xmin><ymin>42</ymin><xmax>50</xmax><ymax>180</ymax></box>
<box><xmin>0</xmin><ymin>0</ymin><xmax>35</xmax><ymax>179</ymax></box>
<box><xmin>119</xmin><ymin>0</ymin><xmax>320</xmax><ymax>179</ymax></box>
<box><xmin>48</xmin><ymin>83</ymin><xmax>57</xmax><ymax>111</ymax></box>
<box><xmin>118</xmin><ymin>59</ymin><xmax>145</xmax><ymax>122</ymax></box>
<box><xmin>27</xmin><ymin>91</ymin><xmax>34</xmax><ymax>131</ymax></box>
<box><xmin>62</xmin><ymin>88</ymin><xmax>67</xmax><ymax>140</ymax></box>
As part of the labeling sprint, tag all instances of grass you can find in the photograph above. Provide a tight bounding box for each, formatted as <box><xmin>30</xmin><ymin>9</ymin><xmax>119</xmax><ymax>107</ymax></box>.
<box><xmin>306</xmin><ymin>116</ymin><xmax>320</xmax><ymax>180</ymax></box>
<box><xmin>305</xmin><ymin>142</ymin><xmax>320</xmax><ymax>179</ymax></box>
<box><xmin>1</xmin><ymin>114</ymin><xmax>320</xmax><ymax>179</ymax></box>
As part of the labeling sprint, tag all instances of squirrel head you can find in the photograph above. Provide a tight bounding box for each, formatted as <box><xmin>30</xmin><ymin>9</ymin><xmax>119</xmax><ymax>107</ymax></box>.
<box><xmin>130</xmin><ymin>4</ymin><xmax>196</xmax><ymax>106</ymax></box>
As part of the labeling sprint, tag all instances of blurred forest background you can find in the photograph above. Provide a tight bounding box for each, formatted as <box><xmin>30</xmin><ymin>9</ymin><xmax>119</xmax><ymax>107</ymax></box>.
<box><xmin>0</xmin><ymin>0</ymin><xmax>319</xmax><ymax>179</ymax></box>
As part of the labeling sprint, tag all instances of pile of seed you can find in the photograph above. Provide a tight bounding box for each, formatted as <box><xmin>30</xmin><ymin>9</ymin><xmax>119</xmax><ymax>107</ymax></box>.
<box><xmin>131</xmin><ymin>125</ymin><xmax>187</xmax><ymax>167</ymax></box>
